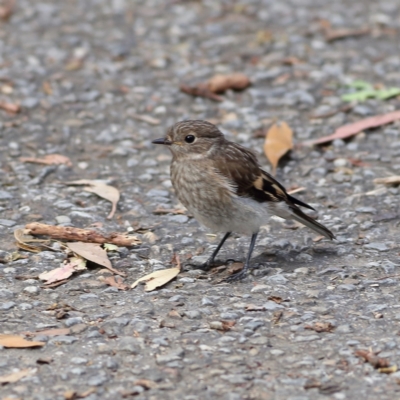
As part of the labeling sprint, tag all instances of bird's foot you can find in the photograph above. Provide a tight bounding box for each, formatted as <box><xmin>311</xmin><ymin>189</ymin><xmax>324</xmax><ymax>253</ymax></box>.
<box><xmin>223</xmin><ymin>264</ymin><xmax>249</xmax><ymax>282</ymax></box>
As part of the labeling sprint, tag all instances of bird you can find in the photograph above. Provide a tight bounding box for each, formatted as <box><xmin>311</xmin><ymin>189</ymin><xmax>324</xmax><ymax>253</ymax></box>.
<box><xmin>152</xmin><ymin>120</ymin><xmax>334</xmax><ymax>281</ymax></box>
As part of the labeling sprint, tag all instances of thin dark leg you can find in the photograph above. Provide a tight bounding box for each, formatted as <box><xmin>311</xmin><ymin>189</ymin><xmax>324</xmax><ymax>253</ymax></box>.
<box><xmin>225</xmin><ymin>232</ymin><xmax>259</xmax><ymax>282</ymax></box>
<box><xmin>199</xmin><ymin>232</ymin><xmax>231</xmax><ymax>270</ymax></box>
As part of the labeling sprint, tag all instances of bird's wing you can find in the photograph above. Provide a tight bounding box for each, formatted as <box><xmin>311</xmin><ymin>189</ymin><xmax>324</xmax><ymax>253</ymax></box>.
<box><xmin>212</xmin><ymin>142</ymin><xmax>335</xmax><ymax>240</ymax></box>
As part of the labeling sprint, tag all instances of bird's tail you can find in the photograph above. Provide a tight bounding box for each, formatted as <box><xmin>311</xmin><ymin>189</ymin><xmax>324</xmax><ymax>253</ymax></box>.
<box><xmin>271</xmin><ymin>203</ymin><xmax>335</xmax><ymax>240</ymax></box>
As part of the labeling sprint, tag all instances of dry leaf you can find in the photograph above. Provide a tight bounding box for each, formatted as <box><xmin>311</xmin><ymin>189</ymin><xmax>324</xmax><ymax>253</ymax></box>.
<box><xmin>131</xmin><ymin>266</ymin><xmax>181</xmax><ymax>291</ymax></box>
<box><xmin>0</xmin><ymin>369</ymin><xmax>36</xmax><ymax>385</ymax></box>
<box><xmin>67</xmin><ymin>242</ymin><xmax>126</xmax><ymax>276</ymax></box>
<box><xmin>180</xmin><ymin>83</ymin><xmax>223</xmax><ymax>102</ymax></box>
<box><xmin>66</xmin><ymin>180</ymin><xmax>120</xmax><ymax>219</ymax></box>
<box><xmin>42</xmin><ymin>81</ymin><xmax>53</xmax><ymax>95</ymax></box>
<box><xmin>128</xmin><ymin>113</ymin><xmax>160</xmax><ymax>126</ymax></box>
<box><xmin>325</xmin><ymin>27</ymin><xmax>370</xmax><ymax>42</ymax></box>
<box><xmin>39</xmin><ymin>256</ymin><xmax>87</xmax><ymax>284</ymax></box>
<box><xmin>378</xmin><ymin>365</ymin><xmax>398</xmax><ymax>374</ymax></box>
<box><xmin>245</xmin><ymin>304</ymin><xmax>266</xmax><ymax>311</ymax></box>
<box><xmin>268</xmin><ymin>296</ymin><xmax>283</xmax><ymax>304</ymax></box>
<box><xmin>207</xmin><ymin>73</ymin><xmax>250</xmax><ymax>93</ymax></box>
<box><xmin>20</xmin><ymin>154</ymin><xmax>72</xmax><ymax>167</ymax></box>
<box><xmin>0</xmin><ymin>334</ymin><xmax>44</xmax><ymax>348</ymax></box>
<box><xmin>305</xmin><ymin>322</ymin><xmax>335</xmax><ymax>333</ymax></box>
<box><xmin>374</xmin><ymin>176</ymin><xmax>400</xmax><ymax>185</ymax></box>
<box><xmin>304</xmin><ymin>110</ymin><xmax>400</xmax><ymax>146</ymax></box>
<box><xmin>264</xmin><ymin>121</ymin><xmax>293</xmax><ymax>174</ymax></box>
<box><xmin>355</xmin><ymin>349</ymin><xmax>390</xmax><ymax>369</ymax></box>
<box><xmin>0</xmin><ymin>101</ymin><xmax>20</xmax><ymax>113</ymax></box>
<box><xmin>0</xmin><ymin>0</ymin><xmax>15</xmax><ymax>21</ymax></box>
<box><xmin>100</xmin><ymin>275</ymin><xmax>129</xmax><ymax>290</ymax></box>
<box><xmin>153</xmin><ymin>207</ymin><xmax>187</xmax><ymax>215</ymax></box>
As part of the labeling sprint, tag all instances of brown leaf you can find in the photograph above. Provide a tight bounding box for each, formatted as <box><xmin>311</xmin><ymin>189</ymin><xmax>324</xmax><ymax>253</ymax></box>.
<box><xmin>42</xmin><ymin>81</ymin><xmax>53</xmax><ymax>95</ymax></box>
<box><xmin>0</xmin><ymin>334</ymin><xmax>44</xmax><ymax>348</ymax></box>
<box><xmin>0</xmin><ymin>369</ymin><xmax>36</xmax><ymax>385</ymax></box>
<box><xmin>65</xmin><ymin>58</ymin><xmax>84</xmax><ymax>71</ymax></box>
<box><xmin>355</xmin><ymin>349</ymin><xmax>390</xmax><ymax>368</ymax></box>
<box><xmin>127</xmin><ymin>113</ymin><xmax>160</xmax><ymax>126</ymax></box>
<box><xmin>0</xmin><ymin>101</ymin><xmax>20</xmax><ymax>114</ymax></box>
<box><xmin>245</xmin><ymin>304</ymin><xmax>266</xmax><ymax>312</ymax></box>
<box><xmin>131</xmin><ymin>266</ymin><xmax>181</xmax><ymax>291</ymax></box>
<box><xmin>39</xmin><ymin>256</ymin><xmax>87</xmax><ymax>284</ymax></box>
<box><xmin>66</xmin><ymin>180</ymin><xmax>120</xmax><ymax>219</ymax></box>
<box><xmin>67</xmin><ymin>242</ymin><xmax>126</xmax><ymax>276</ymax></box>
<box><xmin>180</xmin><ymin>83</ymin><xmax>223</xmax><ymax>102</ymax></box>
<box><xmin>267</xmin><ymin>296</ymin><xmax>283</xmax><ymax>304</ymax></box>
<box><xmin>264</xmin><ymin>121</ymin><xmax>293</xmax><ymax>174</ymax></box>
<box><xmin>0</xmin><ymin>0</ymin><xmax>15</xmax><ymax>21</ymax></box>
<box><xmin>303</xmin><ymin>110</ymin><xmax>400</xmax><ymax>146</ymax></box>
<box><xmin>101</xmin><ymin>275</ymin><xmax>129</xmax><ymax>290</ymax></box>
<box><xmin>374</xmin><ymin>176</ymin><xmax>400</xmax><ymax>186</ymax></box>
<box><xmin>134</xmin><ymin>379</ymin><xmax>157</xmax><ymax>389</ymax></box>
<box><xmin>207</xmin><ymin>73</ymin><xmax>250</xmax><ymax>93</ymax></box>
<box><xmin>305</xmin><ymin>322</ymin><xmax>335</xmax><ymax>333</ymax></box>
<box><xmin>325</xmin><ymin>27</ymin><xmax>370</xmax><ymax>42</ymax></box>
<box><xmin>153</xmin><ymin>207</ymin><xmax>187</xmax><ymax>215</ymax></box>
<box><xmin>20</xmin><ymin>154</ymin><xmax>72</xmax><ymax>167</ymax></box>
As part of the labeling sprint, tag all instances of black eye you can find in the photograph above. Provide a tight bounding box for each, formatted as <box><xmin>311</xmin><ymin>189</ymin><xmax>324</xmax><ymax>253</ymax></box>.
<box><xmin>185</xmin><ymin>135</ymin><xmax>195</xmax><ymax>143</ymax></box>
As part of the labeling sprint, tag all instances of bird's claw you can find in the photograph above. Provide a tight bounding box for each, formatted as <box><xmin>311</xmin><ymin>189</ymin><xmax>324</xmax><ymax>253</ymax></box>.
<box><xmin>223</xmin><ymin>269</ymin><xmax>248</xmax><ymax>282</ymax></box>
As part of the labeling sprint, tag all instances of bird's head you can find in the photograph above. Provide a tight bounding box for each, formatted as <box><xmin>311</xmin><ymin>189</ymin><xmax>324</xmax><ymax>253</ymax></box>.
<box><xmin>152</xmin><ymin>120</ymin><xmax>224</xmax><ymax>159</ymax></box>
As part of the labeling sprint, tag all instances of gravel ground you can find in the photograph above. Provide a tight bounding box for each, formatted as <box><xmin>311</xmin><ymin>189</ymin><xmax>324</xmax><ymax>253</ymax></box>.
<box><xmin>1</xmin><ymin>0</ymin><xmax>400</xmax><ymax>399</ymax></box>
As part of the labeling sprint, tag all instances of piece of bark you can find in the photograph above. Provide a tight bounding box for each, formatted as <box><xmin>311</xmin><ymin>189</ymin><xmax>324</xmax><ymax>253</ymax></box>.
<box><xmin>25</xmin><ymin>223</ymin><xmax>141</xmax><ymax>247</ymax></box>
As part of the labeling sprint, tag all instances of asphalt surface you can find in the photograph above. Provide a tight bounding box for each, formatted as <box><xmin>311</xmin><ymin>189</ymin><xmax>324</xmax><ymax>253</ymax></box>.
<box><xmin>1</xmin><ymin>0</ymin><xmax>400</xmax><ymax>399</ymax></box>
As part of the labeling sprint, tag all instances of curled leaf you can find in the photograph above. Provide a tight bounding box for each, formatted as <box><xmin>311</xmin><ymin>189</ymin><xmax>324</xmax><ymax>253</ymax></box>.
<box><xmin>264</xmin><ymin>121</ymin><xmax>293</xmax><ymax>175</ymax></box>
<box><xmin>66</xmin><ymin>180</ymin><xmax>120</xmax><ymax>219</ymax></box>
<box><xmin>131</xmin><ymin>267</ymin><xmax>181</xmax><ymax>291</ymax></box>
<box><xmin>0</xmin><ymin>334</ymin><xmax>44</xmax><ymax>348</ymax></box>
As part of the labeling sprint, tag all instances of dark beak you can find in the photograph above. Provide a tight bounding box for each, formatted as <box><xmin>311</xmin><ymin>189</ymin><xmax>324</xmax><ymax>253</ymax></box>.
<box><xmin>152</xmin><ymin>138</ymin><xmax>172</xmax><ymax>145</ymax></box>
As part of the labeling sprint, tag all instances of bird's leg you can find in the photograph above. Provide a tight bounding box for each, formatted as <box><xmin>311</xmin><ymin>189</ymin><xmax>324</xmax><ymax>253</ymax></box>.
<box><xmin>198</xmin><ymin>232</ymin><xmax>231</xmax><ymax>271</ymax></box>
<box><xmin>225</xmin><ymin>232</ymin><xmax>258</xmax><ymax>282</ymax></box>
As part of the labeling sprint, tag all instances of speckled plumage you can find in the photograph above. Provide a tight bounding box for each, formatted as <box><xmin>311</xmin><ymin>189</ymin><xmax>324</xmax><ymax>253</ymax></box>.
<box><xmin>153</xmin><ymin>120</ymin><xmax>334</xmax><ymax>281</ymax></box>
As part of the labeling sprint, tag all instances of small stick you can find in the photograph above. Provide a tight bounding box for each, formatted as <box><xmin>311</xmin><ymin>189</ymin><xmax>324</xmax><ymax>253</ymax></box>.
<box><xmin>25</xmin><ymin>223</ymin><xmax>141</xmax><ymax>247</ymax></box>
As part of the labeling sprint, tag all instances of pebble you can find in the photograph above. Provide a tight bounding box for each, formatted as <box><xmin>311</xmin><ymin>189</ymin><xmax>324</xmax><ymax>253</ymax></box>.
<box><xmin>23</xmin><ymin>286</ymin><xmax>40</xmax><ymax>295</ymax></box>
<box><xmin>364</xmin><ymin>242</ymin><xmax>389</xmax><ymax>252</ymax></box>
<box><xmin>0</xmin><ymin>301</ymin><xmax>16</xmax><ymax>310</ymax></box>
<box><xmin>0</xmin><ymin>190</ymin><xmax>13</xmax><ymax>199</ymax></box>
<box><xmin>49</xmin><ymin>336</ymin><xmax>78</xmax><ymax>345</ymax></box>
<box><xmin>55</xmin><ymin>215</ymin><xmax>72</xmax><ymax>224</ymax></box>
<box><xmin>0</xmin><ymin>219</ymin><xmax>17</xmax><ymax>227</ymax></box>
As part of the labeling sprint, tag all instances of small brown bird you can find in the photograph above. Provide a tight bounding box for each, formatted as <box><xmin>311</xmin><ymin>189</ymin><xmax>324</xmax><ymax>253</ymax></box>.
<box><xmin>153</xmin><ymin>120</ymin><xmax>334</xmax><ymax>281</ymax></box>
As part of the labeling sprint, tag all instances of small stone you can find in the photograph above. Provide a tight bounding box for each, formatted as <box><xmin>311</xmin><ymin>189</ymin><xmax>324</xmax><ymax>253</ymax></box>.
<box><xmin>0</xmin><ymin>302</ymin><xmax>16</xmax><ymax>310</ymax></box>
<box><xmin>168</xmin><ymin>215</ymin><xmax>189</xmax><ymax>223</ymax></box>
<box><xmin>71</xmin><ymin>357</ymin><xmax>88</xmax><ymax>365</ymax></box>
<box><xmin>24</xmin><ymin>286</ymin><xmax>40</xmax><ymax>295</ymax></box>
<box><xmin>49</xmin><ymin>335</ymin><xmax>78</xmax><ymax>345</ymax></box>
<box><xmin>184</xmin><ymin>310</ymin><xmax>202</xmax><ymax>319</ymax></box>
<box><xmin>333</xmin><ymin>158</ymin><xmax>348</xmax><ymax>168</ymax></box>
<box><xmin>270</xmin><ymin>349</ymin><xmax>285</xmax><ymax>356</ymax></box>
<box><xmin>0</xmin><ymin>190</ymin><xmax>13</xmax><ymax>199</ymax></box>
<box><xmin>55</xmin><ymin>215</ymin><xmax>71</xmax><ymax>224</ymax></box>
<box><xmin>0</xmin><ymin>289</ymin><xmax>15</xmax><ymax>299</ymax></box>
<box><xmin>337</xmin><ymin>284</ymin><xmax>356</xmax><ymax>291</ymax></box>
<box><xmin>294</xmin><ymin>335</ymin><xmax>320</xmax><ymax>342</ymax></box>
<box><xmin>64</xmin><ymin>317</ymin><xmax>84</xmax><ymax>327</ymax></box>
<box><xmin>87</xmin><ymin>373</ymin><xmax>108</xmax><ymax>386</ymax></box>
<box><xmin>0</xmin><ymin>219</ymin><xmax>17</xmax><ymax>227</ymax></box>
<box><xmin>263</xmin><ymin>301</ymin><xmax>284</xmax><ymax>311</ymax></box>
<box><xmin>117</xmin><ymin>337</ymin><xmax>143</xmax><ymax>354</ymax></box>
<box><xmin>266</xmin><ymin>274</ymin><xmax>288</xmax><ymax>285</ymax></box>
<box><xmin>364</xmin><ymin>242</ymin><xmax>388</xmax><ymax>252</ymax></box>
<box><xmin>19</xmin><ymin>303</ymin><xmax>33</xmax><ymax>310</ymax></box>
<box><xmin>156</xmin><ymin>348</ymin><xmax>184</xmax><ymax>365</ymax></box>
<box><xmin>251</xmin><ymin>284</ymin><xmax>269</xmax><ymax>293</ymax></box>
<box><xmin>79</xmin><ymin>293</ymin><xmax>98</xmax><ymax>300</ymax></box>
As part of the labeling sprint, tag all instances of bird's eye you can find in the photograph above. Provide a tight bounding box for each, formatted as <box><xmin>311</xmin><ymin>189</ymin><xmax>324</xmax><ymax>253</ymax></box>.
<box><xmin>185</xmin><ymin>135</ymin><xmax>195</xmax><ymax>144</ymax></box>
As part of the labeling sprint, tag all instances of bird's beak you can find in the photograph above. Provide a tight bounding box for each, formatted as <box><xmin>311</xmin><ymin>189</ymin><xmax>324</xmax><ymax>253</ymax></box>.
<box><xmin>152</xmin><ymin>137</ymin><xmax>172</xmax><ymax>145</ymax></box>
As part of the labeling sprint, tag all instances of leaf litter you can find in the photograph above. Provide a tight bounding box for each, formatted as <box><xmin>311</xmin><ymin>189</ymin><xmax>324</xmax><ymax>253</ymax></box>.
<box><xmin>131</xmin><ymin>255</ymin><xmax>181</xmax><ymax>291</ymax></box>
<box><xmin>39</xmin><ymin>256</ymin><xmax>87</xmax><ymax>285</ymax></box>
<box><xmin>20</xmin><ymin>154</ymin><xmax>73</xmax><ymax>167</ymax></box>
<box><xmin>264</xmin><ymin>121</ymin><xmax>293</xmax><ymax>175</ymax></box>
<box><xmin>66</xmin><ymin>180</ymin><xmax>120</xmax><ymax>219</ymax></box>
<box><xmin>0</xmin><ymin>369</ymin><xmax>36</xmax><ymax>385</ymax></box>
<box><xmin>0</xmin><ymin>334</ymin><xmax>44</xmax><ymax>348</ymax></box>
<box><xmin>304</xmin><ymin>109</ymin><xmax>400</xmax><ymax>146</ymax></box>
